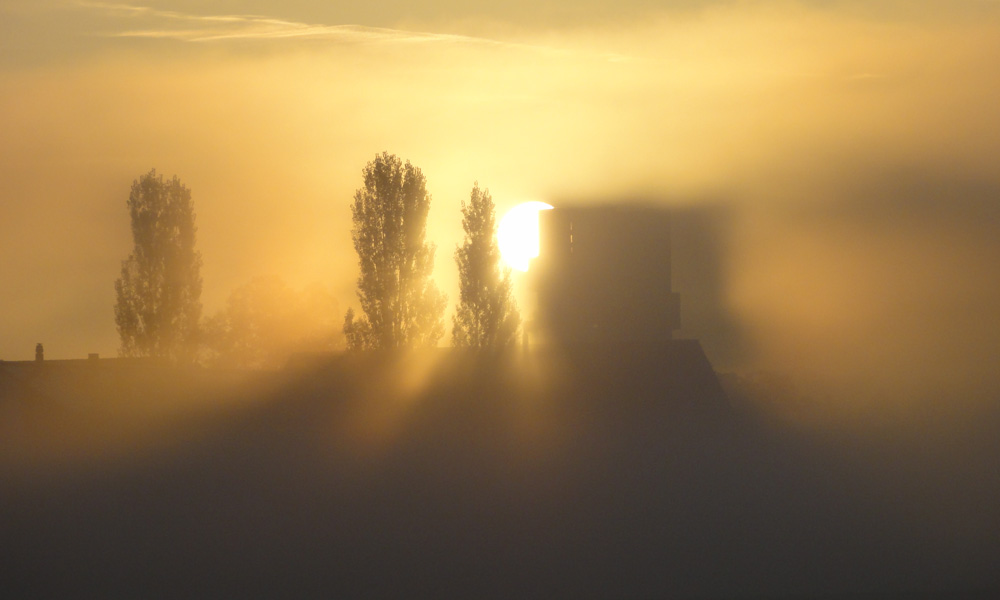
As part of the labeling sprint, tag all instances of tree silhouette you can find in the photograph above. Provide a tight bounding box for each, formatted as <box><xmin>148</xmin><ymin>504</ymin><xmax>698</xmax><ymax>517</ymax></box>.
<box><xmin>344</xmin><ymin>152</ymin><xmax>446</xmax><ymax>350</ymax></box>
<box><xmin>452</xmin><ymin>183</ymin><xmax>520</xmax><ymax>348</ymax></box>
<box><xmin>114</xmin><ymin>169</ymin><xmax>202</xmax><ymax>360</ymax></box>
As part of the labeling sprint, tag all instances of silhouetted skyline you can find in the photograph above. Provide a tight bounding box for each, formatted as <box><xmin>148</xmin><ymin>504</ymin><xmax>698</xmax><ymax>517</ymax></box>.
<box><xmin>2</xmin><ymin>3</ymin><xmax>999</xmax><ymax>597</ymax></box>
<box><xmin>0</xmin><ymin>2</ymin><xmax>997</xmax><ymax>484</ymax></box>
<box><xmin>2</xmin><ymin>1</ymin><xmax>998</xmax><ymax>393</ymax></box>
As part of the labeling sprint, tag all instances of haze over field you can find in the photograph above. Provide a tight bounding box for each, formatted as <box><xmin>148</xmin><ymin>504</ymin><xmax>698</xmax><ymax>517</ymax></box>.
<box><xmin>3</xmin><ymin>4</ymin><xmax>1000</xmax><ymax>598</ymax></box>
<box><xmin>2</xmin><ymin>0</ymin><xmax>999</xmax><ymax>412</ymax></box>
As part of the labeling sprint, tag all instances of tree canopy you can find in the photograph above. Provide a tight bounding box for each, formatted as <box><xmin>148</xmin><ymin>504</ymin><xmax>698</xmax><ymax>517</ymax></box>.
<box><xmin>344</xmin><ymin>152</ymin><xmax>446</xmax><ymax>350</ymax></box>
<box><xmin>114</xmin><ymin>169</ymin><xmax>202</xmax><ymax>360</ymax></box>
<box><xmin>453</xmin><ymin>183</ymin><xmax>520</xmax><ymax>349</ymax></box>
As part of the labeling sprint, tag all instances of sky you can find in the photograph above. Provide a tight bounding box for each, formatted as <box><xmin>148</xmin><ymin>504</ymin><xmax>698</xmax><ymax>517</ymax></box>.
<box><xmin>2</xmin><ymin>0</ymin><xmax>999</xmax><ymax>410</ymax></box>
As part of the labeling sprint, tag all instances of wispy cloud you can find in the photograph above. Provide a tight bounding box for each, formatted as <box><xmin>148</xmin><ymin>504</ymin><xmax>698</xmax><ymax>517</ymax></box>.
<box><xmin>74</xmin><ymin>1</ymin><xmax>544</xmax><ymax>48</ymax></box>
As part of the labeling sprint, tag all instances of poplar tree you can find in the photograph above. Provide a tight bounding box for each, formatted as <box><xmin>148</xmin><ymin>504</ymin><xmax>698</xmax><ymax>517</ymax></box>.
<box><xmin>344</xmin><ymin>152</ymin><xmax>446</xmax><ymax>350</ymax></box>
<box><xmin>114</xmin><ymin>169</ymin><xmax>202</xmax><ymax>360</ymax></box>
<box><xmin>452</xmin><ymin>183</ymin><xmax>519</xmax><ymax>349</ymax></box>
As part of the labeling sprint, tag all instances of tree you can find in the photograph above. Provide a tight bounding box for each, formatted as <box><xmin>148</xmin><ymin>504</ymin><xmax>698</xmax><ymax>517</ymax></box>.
<box><xmin>203</xmin><ymin>275</ymin><xmax>344</xmax><ymax>369</ymax></box>
<box><xmin>452</xmin><ymin>183</ymin><xmax>520</xmax><ymax>348</ymax></box>
<box><xmin>344</xmin><ymin>152</ymin><xmax>446</xmax><ymax>350</ymax></box>
<box><xmin>114</xmin><ymin>169</ymin><xmax>202</xmax><ymax>360</ymax></box>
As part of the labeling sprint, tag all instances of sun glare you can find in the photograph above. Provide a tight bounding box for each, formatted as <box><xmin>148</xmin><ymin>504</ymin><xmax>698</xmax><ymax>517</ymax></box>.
<box><xmin>497</xmin><ymin>201</ymin><xmax>553</xmax><ymax>272</ymax></box>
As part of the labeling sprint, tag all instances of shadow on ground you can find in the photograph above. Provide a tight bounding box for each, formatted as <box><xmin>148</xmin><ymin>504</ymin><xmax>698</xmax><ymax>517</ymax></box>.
<box><xmin>1</xmin><ymin>344</ymin><xmax>997</xmax><ymax>598</ymax></box>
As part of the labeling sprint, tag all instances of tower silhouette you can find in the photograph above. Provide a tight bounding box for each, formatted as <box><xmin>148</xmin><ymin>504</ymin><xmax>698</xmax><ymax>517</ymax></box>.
<box><xmin>530</xmin><ymin>205</ymin><xmax>681</xmax><ymax>345</ymax></box>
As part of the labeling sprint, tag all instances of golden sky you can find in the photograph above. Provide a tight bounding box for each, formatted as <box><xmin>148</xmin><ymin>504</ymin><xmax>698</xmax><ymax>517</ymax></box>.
<box><xmin>2</xmin><ymin>1</ymin><xmax>999</xmax><ymax>403</ymax></box>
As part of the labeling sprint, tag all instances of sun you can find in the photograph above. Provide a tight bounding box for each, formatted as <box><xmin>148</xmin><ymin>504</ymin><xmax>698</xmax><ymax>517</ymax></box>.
<box><xmin>497</xmin><ymin>201</ymin><xmax>553</xmax><ymax>272</ymax></box>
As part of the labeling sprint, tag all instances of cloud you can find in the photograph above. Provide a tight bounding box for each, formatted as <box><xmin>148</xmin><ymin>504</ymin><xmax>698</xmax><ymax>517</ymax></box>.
<box><xmin>75</xmin><ymin>1</ymin><xmax>542</xmax><ymax>48</ymax></box>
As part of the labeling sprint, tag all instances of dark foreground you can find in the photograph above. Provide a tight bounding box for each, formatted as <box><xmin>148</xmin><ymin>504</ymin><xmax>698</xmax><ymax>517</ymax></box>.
<box><xmin>2</xmin><ymin>344</ymin><xmax>998</xmax><ymax>599</ymax></box>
